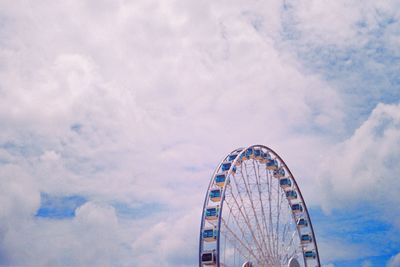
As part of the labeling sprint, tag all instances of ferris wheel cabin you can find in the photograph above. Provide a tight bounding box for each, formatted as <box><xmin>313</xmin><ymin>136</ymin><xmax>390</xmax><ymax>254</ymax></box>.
<box><xmin>297</xmin><ymin>218</ymin><xmax>308</xmax><ymax>227</ymax></box>
<box><xmin>209</xmin><ymin>188</ymin><xmax>221</xmax><ymax>202</ymax></box>
<box><xmin>221</xmin><ymin>162</ymin><xmax>231</xmax><ymax>172</ymax></box>
<box><xmin>266</xmin><ymin>158</ymin><xmax>278</xmax><ymax>170</ymax></box>
<box><xmin>202</xmin><ymin>227</ymin><xmax>217</xmax><ymax>242</ymax></box>
<box><xmin>291</xmin><ymin>203</ymin><xmax>303</xmax><ymax>213</ymax></box>
<box><xmin>279</xmin><ymin>178</ymin><xmax>292</xmax><ymax>189</ymax></box>
<box><xmin>273</xmin><ymin>167</ymin><xmax>286</xmax><ymax>178</ymax></box>
<box><xmin>301</xmin><ymin>234</ymin><xmax>313</xmax><ymax>244</ymax></box>
<box><xmin>240</xmin><ymin>147</ymin><xmax>252</xmax><ymax>160</ymax></box>
<box><xmin>201</xmin><ymin>250</ymin><xmax>217</xmax><ymax>265</ymax></box>
<box><xmin>205</xmin><ymin>206</ymin><xmax>219</xmax><ymax>221</ymax></box>
<box><xmin>286</xmin><ymin>190</ymin><xmax>298</xmax><ymax>200</ymax></box>
<box><xmin>215</xmin><ymin>174</ymin><xmax>226</xmax><ymax>187</ymax></box>
<box><xmin>304</xmin><ymin>250</ymin><xmax>317</xmax><ymax>259</ymax></box>
<box><xmin>228</xmin><ymin>153</ymin><xmax>238</xmax><ymax>162</ymax></box>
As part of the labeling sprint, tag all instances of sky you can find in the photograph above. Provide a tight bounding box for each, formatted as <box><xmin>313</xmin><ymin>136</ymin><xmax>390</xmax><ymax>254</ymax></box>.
<box><xmin>0</xmin><ymin>0</ymin><xmax>399</xmax><ymax>266</ymax></box>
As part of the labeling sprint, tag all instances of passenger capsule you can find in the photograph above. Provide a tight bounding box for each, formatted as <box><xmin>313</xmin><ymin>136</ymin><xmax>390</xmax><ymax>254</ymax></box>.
<box><xmin>205</xmin><ymin>206</ymin><xmax>219</xmax><ymax>221</ymax></box>
<box><xmin>273</xmin><ymin>167</ymin><xmax>285</xmax><ymax>178</ymax></box>
<box><xmin>285</xmin><ymin>190</ymin><xmax>297</xmax><ymax>200</ymax></box>
<box><xmin>291</xmin><ymin>203</ymin><xmax>303</xmax><ymax>213</ymax></box>
<box><xmin>242</xmin><ymin>262</ymin><xmax>254</xmax><ymax>267</ymax></box>
<box><xmin>235</xmin><ymin>154</ymin><xmax>244</xmax><ymax>166</ymax></box>
<box><xmin>209</xmin><ymin>189</ymin><xmax>221</xmax><ymax>202</ymax></box>
<box><xmin>297</xmin><ymin>218</ymin><xmax>308</xmax><ymax>227</ymax></box>
<box><xmin>231</xmin><ymin>166</ymin><xmax>237</xmax><ymax>174</ymax></box>
<box><xmin>228</xmin><ymin>153</ymin><xmax>238</xmax><ymax>162</ymax></box>
<box><xmin>202</xmin><ymin>227</ymin><xmax>217</xmax><ymax>242</ymax></box>
<box><xmin>215</xmin><ymin>174</ymin><xmax>226</xmax><ymax>187</ymax></box>
<box><xmin>279</xmin><ymin>178</ymin><xmax>292</xmax><ymax>189</ymax></box>
<box><xmin>201</xmin><ymin>250</ymin><xmax>216</xmax><ymax>265</ymax></box>
<box><xmin>266</xmin><ymin>159</ymin><xmax>278</xmax><ymax>170</ymax></box>
<box><xmin>258</xmin><ymin>151</ymin><xmax>271</xmax><ymax>163</ymax></box>
<box><xmin>245</xmin><ymin>148</ymin><xmax>255</xmax><ymax>159</ymax></box>
<box><xmin>254</xmin><ymin>148</ymin><xmax>262</xmax><ymax>160</ymax></box>
<box><xmin>221</xmin><ymin>162</ymin><xmax>231</xmax><ymax>172</ymax></box>
<box><xmin>304</xmin><ymin>250</ymin><xmax>316</xmax><ymax>259</ymax></box>
<box><xmin>301</xmin><ymin>234</ymin><xmax>313</xmax><ymax>244</ymax></box>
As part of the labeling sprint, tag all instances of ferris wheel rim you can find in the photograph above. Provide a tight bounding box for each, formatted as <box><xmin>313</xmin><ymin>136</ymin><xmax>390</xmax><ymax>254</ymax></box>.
<box><xmin>199</xmin><ymin>145</ymin><xmax>321</xmax><ymax>267</ymax></box>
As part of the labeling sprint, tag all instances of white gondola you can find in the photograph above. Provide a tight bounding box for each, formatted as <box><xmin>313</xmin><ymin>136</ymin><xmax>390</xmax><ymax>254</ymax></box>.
<box><xmin>273</xmin><ymin>167</ymin><xmax>285</xmax><ymax>178</ymax></box>
<box><xmin>300</xmin><ymin>234</ymin><xmax>313</xmax><ymax>244</ymax></box>
<box><xmin>209</xmin><ymin>188</ymin><xmax>221</xmax><ymax>202</ymax></box>
<box><xmin>202</xmin><ymin>227</ymin><xmax>217</xmax><ymax>242</ymax></box>
<box><xmin>201</xmin><ymin>250</ymin><xmax>216</xmax><ymax>265</ymax></box>
<box><xmin>285</xmin><ymin>190</ymin><xmax>297</xmax><ymax>200</ymax></box>
<box><xmin>279</xmin><ymin>178</ymin><xmax>292</xmax><ymax>189</ymax></box>
<box><xmin>205</xmin><ymin>206</ymin><xmax>219</xmax><ymax>221</ymax></box>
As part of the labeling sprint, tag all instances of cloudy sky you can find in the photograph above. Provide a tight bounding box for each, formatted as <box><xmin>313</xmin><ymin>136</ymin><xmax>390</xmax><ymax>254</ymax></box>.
<box><xmin>0</xmin><ymin>0</ymin><xmax>399</xmax><ymax>266</ymax></box>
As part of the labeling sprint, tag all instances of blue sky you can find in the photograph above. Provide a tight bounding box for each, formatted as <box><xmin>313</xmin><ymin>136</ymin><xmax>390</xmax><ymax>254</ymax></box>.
<box><xmin>0</xmin><ymin>0</ymin><xmax>399</xmax><ymax>266</ymax></box>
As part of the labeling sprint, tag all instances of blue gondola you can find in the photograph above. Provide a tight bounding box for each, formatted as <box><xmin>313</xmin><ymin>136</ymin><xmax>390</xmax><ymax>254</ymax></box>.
<box><xmin>301</xmin><ymin>234</ymin><xmax>313</xmax><ymax>244</ymax></box>
<box><xmin>273</xmin><ymin>167</ymin><xmax>285</xmax><ymax>178</ymax></box>
<box><xmin>201</xmin><ymin>250</ymin><xmax>216</xmax><ymax>265</ymax></box>
<box><xmin>202</xmin><ymin>227</ymin><xmax>217</xmax><ymax>242</ymax></box>
<box><xmin>234</xmin><ymin>154</ymin><xmax>244</xmax><ymax>166</ymax></box>
<box><xmin>221</xmin><ymin>162</ymin><xmax>231</xmax><ymax>172</ymax></box>
<box><xmin>297</xmin><ymin>218</ymin><xmax>308</xmax><ymax>227</ymax></box>
<box><xmin>279</xmin><ymin>178</ymin><xmax>292</xmax><ymax>189</ymax></box>
<box><xmin>245</xmin><ymin>148</ymin><xmax>254</xmax><ymax>159</ymax></box>
<box><xmin>205</xmin><ymin>206</ymin><xmax>219</xmax><ymax>221</ymax></box>
<box><xmin>215</xmin><ymin>174</ymin><xmax>226</xmax><ymax>187</ymax></box>
<box><xmin>285</xmin><ymin>190</ymin><xmax>297</xmax><ymax>200</ymax></box>
<box><xmin>209</xmin><ymin>189</ymin><xmax>221</xmax><ymax>202</ymax></box>
<box><xmin>259</xmin><ymin>151</ymin><xmax>271</xmax><ymax>163</ymax></box>
<box><xmin>291</xmin><ymin>203</ymin><xmax>303</xmax><ymax>213</ymax></box>
<box><xmin>254</xmin><ymin>148</ymin><xmax>262</xmax><ymax>159</ymax></box>
<box><xmin>228</xmin><ymin>153</ymin><xmax>238</xmax><ymax>162</ymax></box>
<box><xmin>304</xmin><ymin>250</ymin><xmax>316</xmax><ymax>259</ymax></box>
<box><xmin>266</xmin><ymin>159</ymin><xmax>278</xmax><ymax>170</ymax></box>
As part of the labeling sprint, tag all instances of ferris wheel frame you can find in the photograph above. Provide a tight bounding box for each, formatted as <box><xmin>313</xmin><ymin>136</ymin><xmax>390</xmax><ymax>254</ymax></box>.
<box><xmin>198</xmin><ymin>145</ymin><xmax>321</xmax><ymax>267</ymax></box>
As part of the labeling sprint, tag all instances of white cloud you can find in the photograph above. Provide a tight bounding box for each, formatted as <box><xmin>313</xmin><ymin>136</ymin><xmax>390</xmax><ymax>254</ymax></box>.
<box><xmin>317</xmin><ymin>103</ymin><xmax>400</xmax><ymax>226</ymax></box>
<box><xmin>388</xmin><ymin>252</ymin><xmax>400</xmax><ymax>267</ymax></box>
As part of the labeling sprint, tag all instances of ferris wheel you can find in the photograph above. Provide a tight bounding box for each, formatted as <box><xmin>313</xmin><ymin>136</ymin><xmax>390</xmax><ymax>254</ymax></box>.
<box><xmin>199</xmin><ymin>145</ymin><xmax>320</xmax><ymax>267</ymax></box>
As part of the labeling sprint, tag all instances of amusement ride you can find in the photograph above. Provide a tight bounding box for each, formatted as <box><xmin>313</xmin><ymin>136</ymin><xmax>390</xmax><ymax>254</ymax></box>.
<box><xmin>199</xmin><ymin>145</ymin><xmax>320</xmax><ymax>267</ymax></box>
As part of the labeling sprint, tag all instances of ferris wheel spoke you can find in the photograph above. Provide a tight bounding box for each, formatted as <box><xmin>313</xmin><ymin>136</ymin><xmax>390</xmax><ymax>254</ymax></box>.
<box><xmin>225</xmin><ymin>180</ymin><xmax>268</xmax><ymax>262</ymax></box>
<box><xmin>224</xmin><ymin>200</ymin><xmax>254</xmax><ymax>251</ymax></box>
<box><xmin>240</xmin><ymin>161</ymin><xmax>273</xmax><ymax>259</ymax></box>
<box><xmin>221</xmin><ymin>218</ymin><xmax>262</xmax><ymax>265</ymax></box>
<box><xmin>253</xmin><ymin>160</ymin><xmax>276</xmax><ymax>258</ymax></box>
<box><xmin>275</xmin><ymin>173</ymin><xmax>285</xmax><ymax>258</ymax></box>
<box><xmin>265</xmin><ymin>167</ymin><xmax>277</xmax><ymax>257</ymax></box>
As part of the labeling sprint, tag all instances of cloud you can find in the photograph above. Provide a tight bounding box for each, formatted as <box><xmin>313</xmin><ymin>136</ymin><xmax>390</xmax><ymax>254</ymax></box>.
<box><xmin>388</xmin><ymin>252</ymin><xmax>400</xmax><ymax>267</ymax></box>
<box><xmin>317</xmin><ymin>103</ymin><xmax>400</xmax><ymax>224</ymax></box>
